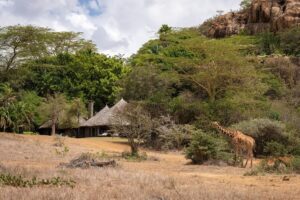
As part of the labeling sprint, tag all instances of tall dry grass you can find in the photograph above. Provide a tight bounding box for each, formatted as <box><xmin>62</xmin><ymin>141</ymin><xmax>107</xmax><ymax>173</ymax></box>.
<box><xmin>0</xmin><ymin>133</ymin><xmax>300</xmax><ymax>200</ymax></box>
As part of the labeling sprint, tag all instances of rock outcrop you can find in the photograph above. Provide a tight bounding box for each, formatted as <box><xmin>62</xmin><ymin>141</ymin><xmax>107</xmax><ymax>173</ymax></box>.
<box><xmin>202</xmin><ymin>0</ymin><xmax>300</xmax><ymax>38</ymax></box>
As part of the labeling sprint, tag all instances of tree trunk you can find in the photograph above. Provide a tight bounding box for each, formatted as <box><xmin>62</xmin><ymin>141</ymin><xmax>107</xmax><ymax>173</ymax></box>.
<box><xmin>88</xmin><ymin>101</ymin><xmax>94</xmax><ymax>118</ymax></box>
<box><xmin>128</xmin><ymin>138</ymin><xmax>138</xmax><ymax>155</ymax></box>
<box><xmin>51</xmin><ymin>122</ymin><xmax>56</xmax><ymax>136</ymax></box>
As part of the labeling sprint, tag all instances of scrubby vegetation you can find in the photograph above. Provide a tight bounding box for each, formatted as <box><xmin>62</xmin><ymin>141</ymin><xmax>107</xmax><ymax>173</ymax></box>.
<box><xmin>185</xmin><ymin>129</ymin><xmax>232</xmax><ymax>164</ymax></box>
<box><xmin>0</xmin><ymin>173</ymin><xmax>75</xmax><ymax>188</ymax></box>
<box><xmin>1</xmin><ymin>17</ymin><xmax>300</xmax><ymax>169</ymax></box>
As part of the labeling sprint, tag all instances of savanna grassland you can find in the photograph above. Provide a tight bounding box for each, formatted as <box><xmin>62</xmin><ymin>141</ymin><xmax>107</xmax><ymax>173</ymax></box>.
<box><xmin>1</xmin><ymin>133</ymin><xmax>300</xmax><ymax>200</ymax></box>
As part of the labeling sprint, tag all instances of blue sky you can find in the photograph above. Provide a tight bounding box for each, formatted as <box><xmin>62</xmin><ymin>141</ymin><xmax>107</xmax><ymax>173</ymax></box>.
<box><xmin>0</xmin><ymin>0</ymin><xmax>241</xmax><ymax>56</ymax></box>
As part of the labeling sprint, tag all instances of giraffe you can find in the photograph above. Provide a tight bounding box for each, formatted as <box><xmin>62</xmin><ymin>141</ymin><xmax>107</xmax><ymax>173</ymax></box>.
<box><xmin>211</xmin><ymin>121</ymin><xmax>255</xmax><ymax>168</ymax></box>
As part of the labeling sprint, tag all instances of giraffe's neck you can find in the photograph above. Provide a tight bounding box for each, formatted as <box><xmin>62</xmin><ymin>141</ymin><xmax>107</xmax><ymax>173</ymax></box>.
<box><xmin>216</xmin><ymin>125</ymin><xmax>236</xmax><ymax>138</ymax></box>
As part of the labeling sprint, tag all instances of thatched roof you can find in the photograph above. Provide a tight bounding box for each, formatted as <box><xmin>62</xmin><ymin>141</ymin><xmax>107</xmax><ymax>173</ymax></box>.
<box><xmin>39</xmin><ymin>120</ymin><xmax>53</xmax><ymax>129</ymax></box>
<box><xmin>81</xmin><ymin>105</ymin><xmax>110</xmax><ymax>127</ymax></box>
<box><xmin>39</xmin><ymin>117</ymin><xmax>87</xmax><ymax>129</ymax></box>
<box><xmin>82</xmin><ymin>99</ymin><xmax>128</xmax><ymax>127</ymax></box>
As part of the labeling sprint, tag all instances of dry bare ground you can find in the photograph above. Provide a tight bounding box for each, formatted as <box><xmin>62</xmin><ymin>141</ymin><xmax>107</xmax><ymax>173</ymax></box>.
<box><xmin>0</xmin><ymin>133</ymin><xmax>300</xmax><ymax>200</ymax></box>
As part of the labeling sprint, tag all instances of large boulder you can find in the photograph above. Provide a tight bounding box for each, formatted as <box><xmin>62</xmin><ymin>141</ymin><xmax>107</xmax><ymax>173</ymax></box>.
<box><xmin>202</xmin><ymin>0</ymin><xmax>300</xmax><ymax>37</ymax></box>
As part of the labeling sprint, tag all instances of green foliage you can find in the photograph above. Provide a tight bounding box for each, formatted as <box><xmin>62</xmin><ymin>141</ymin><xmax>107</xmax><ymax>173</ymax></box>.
<box><xmin>291</xmin><ymin>157</ymin><xmax>300</xmax><ymax>173</ymax></box>
<box><xmin>38</xmin><ymin>93</ymin><xmax>69</xmax><ymax>135</ymax></box>
<box><xmin>125</xmin><ymin>28</ymin><xmax>269</xmax><ymax>125</ymax></box>
<box><xmin>263</xmin><ymin>141</ymin><xmax>288</xmax><ymax>157</ymax></box>
<box><xmin>258</xmin><ymin>32</ymin><xmax>281</xmax><ymax>55</ymax></box>
<box><xmin>240</xmin><ymin>0</ymin><xmax>251</xmax><ymax>10</ymax></box>
<box><xmin>112</xmin><ymin>103</ymin><xmax>153</xmax><ymax>155</ymax></box>
<box><xmin>24</xmin><ymin>51</ymin><xmax>127</xmax><ymax>108</ymax></box>
<box><xmin>23</xmin><ymin>131</ymin><xmax>38</xmax><ymax>135</ymax></box>
<box><xmin>121</xmin><ymin>151</ymin><xmax>148</xmax><ymax>162</ymax></box>
<box><xmin>0</xmin><ymin>25</ymin><xmax>95</xmax><ymax>72</ymax></box>
<box><xmin>144</xmin><ymin>117</ymin><xmax>193</xmax><ymax>150</ymax></box>
<box><xmin>0</xmin><ymin>173</ymin><xmax>75</xmax><ymax>188</ymax></box>
<box><xmin>0</xmin><ymin>84</ymin><xmax>41</xmax><ymax>132</ymax></box>
<box><xmin>185</xmin><ymin>129</ymin><xmax>232</xmax><ymax>164</ymax></box>
<box><xmin>279</xmin><ymin>27</ymin><xmax>300</xmax><ymax>56</ymax></box>
<box><xmin>158</xmin><ymin>24</ymin><xmax>172</xmax><ymax>36</ymax></box>
<box><xmin>55</xmin><ymin>146</ymin><xmax>70</xmax><ymax>157</ymax></box>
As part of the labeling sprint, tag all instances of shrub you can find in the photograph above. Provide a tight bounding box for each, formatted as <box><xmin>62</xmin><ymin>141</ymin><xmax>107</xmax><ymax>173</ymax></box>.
<box><xmin>23</xmin><ymin>131</ymin><xmax>38</xmax><ymax>135</ymax></box>
<box><xmin>291</xmin><ymin>157</ymin><xmax>300</xmax><ymax>174</ymax></box>
<box><xmin>121</xmin><ymin>151</ymin><xmax>148</xmax><ymax>162</ymax></box>
<box><xmin>53</xmin><ymin>134</ymin><xmax>66</xmax><ymax>147</ymax></box>
<box><xmin>231</xmin><ymin>118</ymin><xmax>290</xmax><ymax>156</ymax></box>
<box><xmin>290</xmin><ymin>143</ymin><xmax>300</xmax><ymax>156</ymax></box>
<box><xmin>55</xmin><ymin>146</ymin><xmax>69</xmax><ymax>157</ymax></box>
<box><xmin>279</xmin><ymin>27</ymin><xmax>300</xmax><ymax>56</ymax></box>
<box><xmin>263</xmin><ymin>141</ymin><xmax>288</xmax><ymax>157</ymax></box>
<box><xmin>142</xmin><ymin>116</ymin><xmax>192</xmax><ymax>151</ymax></box>
<box><xmin>258</xmin><ymin>32</ymin><xmax>280</xmax><ymax>55</ymax></box>
<box><xmin>185</xmin><ymin>129</ymin><xmax>232</xmax><ymax>164</ymax></box>
<box><xmin>0</xmin><ymin>173</ymin><xmax>75</xmax><ymax>188</ymax></box>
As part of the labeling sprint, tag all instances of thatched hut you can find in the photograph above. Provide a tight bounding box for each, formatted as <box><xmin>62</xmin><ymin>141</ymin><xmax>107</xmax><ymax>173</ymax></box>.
<box><xmin>79</xmin><ymin>99</ymin><xmax>128</xmax><ymax>137</ymax></box>
<box><xmin>39</xmin><ymin>117</ymin><xmax>87</xmax><ymax>137</ymax></box>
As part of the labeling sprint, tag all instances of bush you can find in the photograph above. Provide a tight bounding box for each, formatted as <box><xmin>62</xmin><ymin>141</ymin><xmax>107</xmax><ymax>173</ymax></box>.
<box><xmin>263</xmin><ymin>141</ymin><xmax>288</xmax><ymax>157</ymax></box>
<box><xmin>185</xmin><ymin>129</ymin><xmax>232</xmax><ymax>164</ymax></box>
<box><xmin>279</xmin><ymin>27</ymin><xmax>300</xmax><ymax>56</ymax></box>
<box><xmin>231</xmin><ymin>118</ymin><xmax>290</xmax><ymax>156</ymax></box>
<box><xmin>121</xmin><ymin>151</ymin><xmax>148</xmax><ymax>162</ymax></box>
<box><xmin>291</xmin><ymin>157</ymin><xmax>300</xmax><ymax>174</ymax></box>
<box><xmin>258</xmin><ymin>32</ymin><xmax>280</xmax><ymax>55</ymax></box>
<box><xmin>23</xmin><ymin>131</ymin><xmax>38</xmax><ymax>135</ymax></box>
<box><xmin>143</xmin><ymin>116</ymin><xmax>192</xmax><ymax>151</ymax></box>
<box><xmin>0</xmin><ymin>173</ymin><xmax>75</xmax><ymax>188</ymax></box>
<box><xmin>53</xmin><ymin>135</ymin><xmax>66</xmax><ymax>147</ymax></box>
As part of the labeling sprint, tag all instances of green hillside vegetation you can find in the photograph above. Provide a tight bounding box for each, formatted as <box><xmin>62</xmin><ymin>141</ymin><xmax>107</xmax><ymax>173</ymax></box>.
<box><xmin>1</xmin><ymin>23</ymin><xmax>300</xmax><ymax>166</ymax></box>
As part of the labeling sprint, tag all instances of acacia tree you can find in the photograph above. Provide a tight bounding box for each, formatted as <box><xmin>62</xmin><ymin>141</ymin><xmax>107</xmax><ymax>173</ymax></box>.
<box><xmin>112</xmin><ymin>103</ymin><xmax>153</xmax><ymax>155</ymax></box>
<box><xmin>180</xmin><ymin>39</ymin><xmax>261</xmax><ymax>103</ymax></box>
<box><xmin>0</xmin><ymin>25</ymin><xmax>96</xmax><ymax>72</ymax></box>
<box><xmin>0</xmin><ymin>26</ymin><xmax>49</xmax><ymax>72</ymax></box>
<box><xmin>39</xmin><ymin>94</ymin><xmax>68</xmax><ymax>135</ymax></box>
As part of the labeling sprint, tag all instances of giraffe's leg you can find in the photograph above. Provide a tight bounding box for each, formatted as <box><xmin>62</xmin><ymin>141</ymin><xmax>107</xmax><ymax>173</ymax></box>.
<box><xmin>250</xmin><ymin>152</ymin><xmax>254</xmax><ymax>168</ymax></box>
<box><xmin>238</xmin><ymin>147</ymin><xmax>244</xmax><ymax>168</ymax></box>
<box><xmin>234</xmin><ymin>145</ymin><xmax>239</xmax><ymax>166</ymax></box>
<box><xmin>244</xmin><ymin>156</ymin><xmax>249</xmax><ymax>168</ymax></box>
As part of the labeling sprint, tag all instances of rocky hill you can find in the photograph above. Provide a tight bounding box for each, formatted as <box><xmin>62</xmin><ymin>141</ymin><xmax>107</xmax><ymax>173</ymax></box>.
<box><xmin>202</xmin><ymin>0</ymin><xmax>300</xmax><ymax>38</ymax></box>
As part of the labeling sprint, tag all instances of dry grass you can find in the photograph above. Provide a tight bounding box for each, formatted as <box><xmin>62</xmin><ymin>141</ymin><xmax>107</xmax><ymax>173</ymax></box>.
<box><xmin>0</xmin><ymin>133</ymin><xmax>300</xmax><ymax>200</ymax></box>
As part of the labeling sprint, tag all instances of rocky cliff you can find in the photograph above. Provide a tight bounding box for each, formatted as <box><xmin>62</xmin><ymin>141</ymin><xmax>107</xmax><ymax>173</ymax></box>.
<box><xmin>202</xmin><ymin>0</ymin><xmax>300</xmax><ymax>38</ymax></box>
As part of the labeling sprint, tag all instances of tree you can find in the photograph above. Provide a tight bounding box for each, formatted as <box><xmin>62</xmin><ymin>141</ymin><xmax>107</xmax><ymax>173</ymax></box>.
<box><xmin>60</xmin><ymin>98</ymin><xmax>87</xmax><ymax>130</ymax></box>
<box><xmin>39</xmin><ymin>93</ymin><xmax>68</xmax><ymax>135</ymax></box>
<box><xmin>0</xmin><ymin>25</ymin><xmax>96</xmax><ymax>72</ymax></box>
<box><xmin>0</xmin><ymin>26</ymin><xmax>49</xmax><ymax>72</ymax></box>
<box><xmin>24</xmin><ymin>50</ymin><xmax>127</xmax><ymax>109</ymax></box>
<box><xmin>46</xmin><ymin>32</ymin><xmax>96</xmax><ymax>55</ymax></box>
<box><xmin>279</xmin><ymin>27</ymin><xmax>300</xmax><ymax>56</ymax></box>
<box><xmin>178</xmin><ymin>38</ymin><xmax>263</xmax><ymax>103</ymax></box>
<box><xmin>240</xmin><ymin>0</ymin><xmax>251</xmax><ymax>10</ymax></box>
<box><xmin>158</xmin><ymin>24</ymin><xmax>172</xmax><ymax>36</ymax></box>
<box><xmin>112</xmin><ymin>103</ymin><xmax>153</xmax><ymax>155</ymax></box>
<box><xmin>0</xmin><ymin>84</ymin><xmax>41</xmax><ymax>132</ymax></box>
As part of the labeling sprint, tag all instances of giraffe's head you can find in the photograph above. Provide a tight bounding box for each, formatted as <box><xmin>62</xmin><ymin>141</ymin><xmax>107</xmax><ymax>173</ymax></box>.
<box><xmin>211</xmin><ymin>121</ymin><xmax>220</xmax><ymax>127</ymax></box>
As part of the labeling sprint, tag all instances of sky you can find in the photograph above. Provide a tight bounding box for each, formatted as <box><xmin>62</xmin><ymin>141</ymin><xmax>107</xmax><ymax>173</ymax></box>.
<box><xmin>0</xmin><ymin>0</ymin><xmax>241</xmax><ymax>56</ymax></box>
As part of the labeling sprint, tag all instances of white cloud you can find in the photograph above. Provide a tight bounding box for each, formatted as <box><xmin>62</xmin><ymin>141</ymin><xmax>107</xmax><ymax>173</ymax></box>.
<box><xmin>0</xmin><ymin>0</ymin><xmax>242</xmax><ymax>56</ymax></box>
